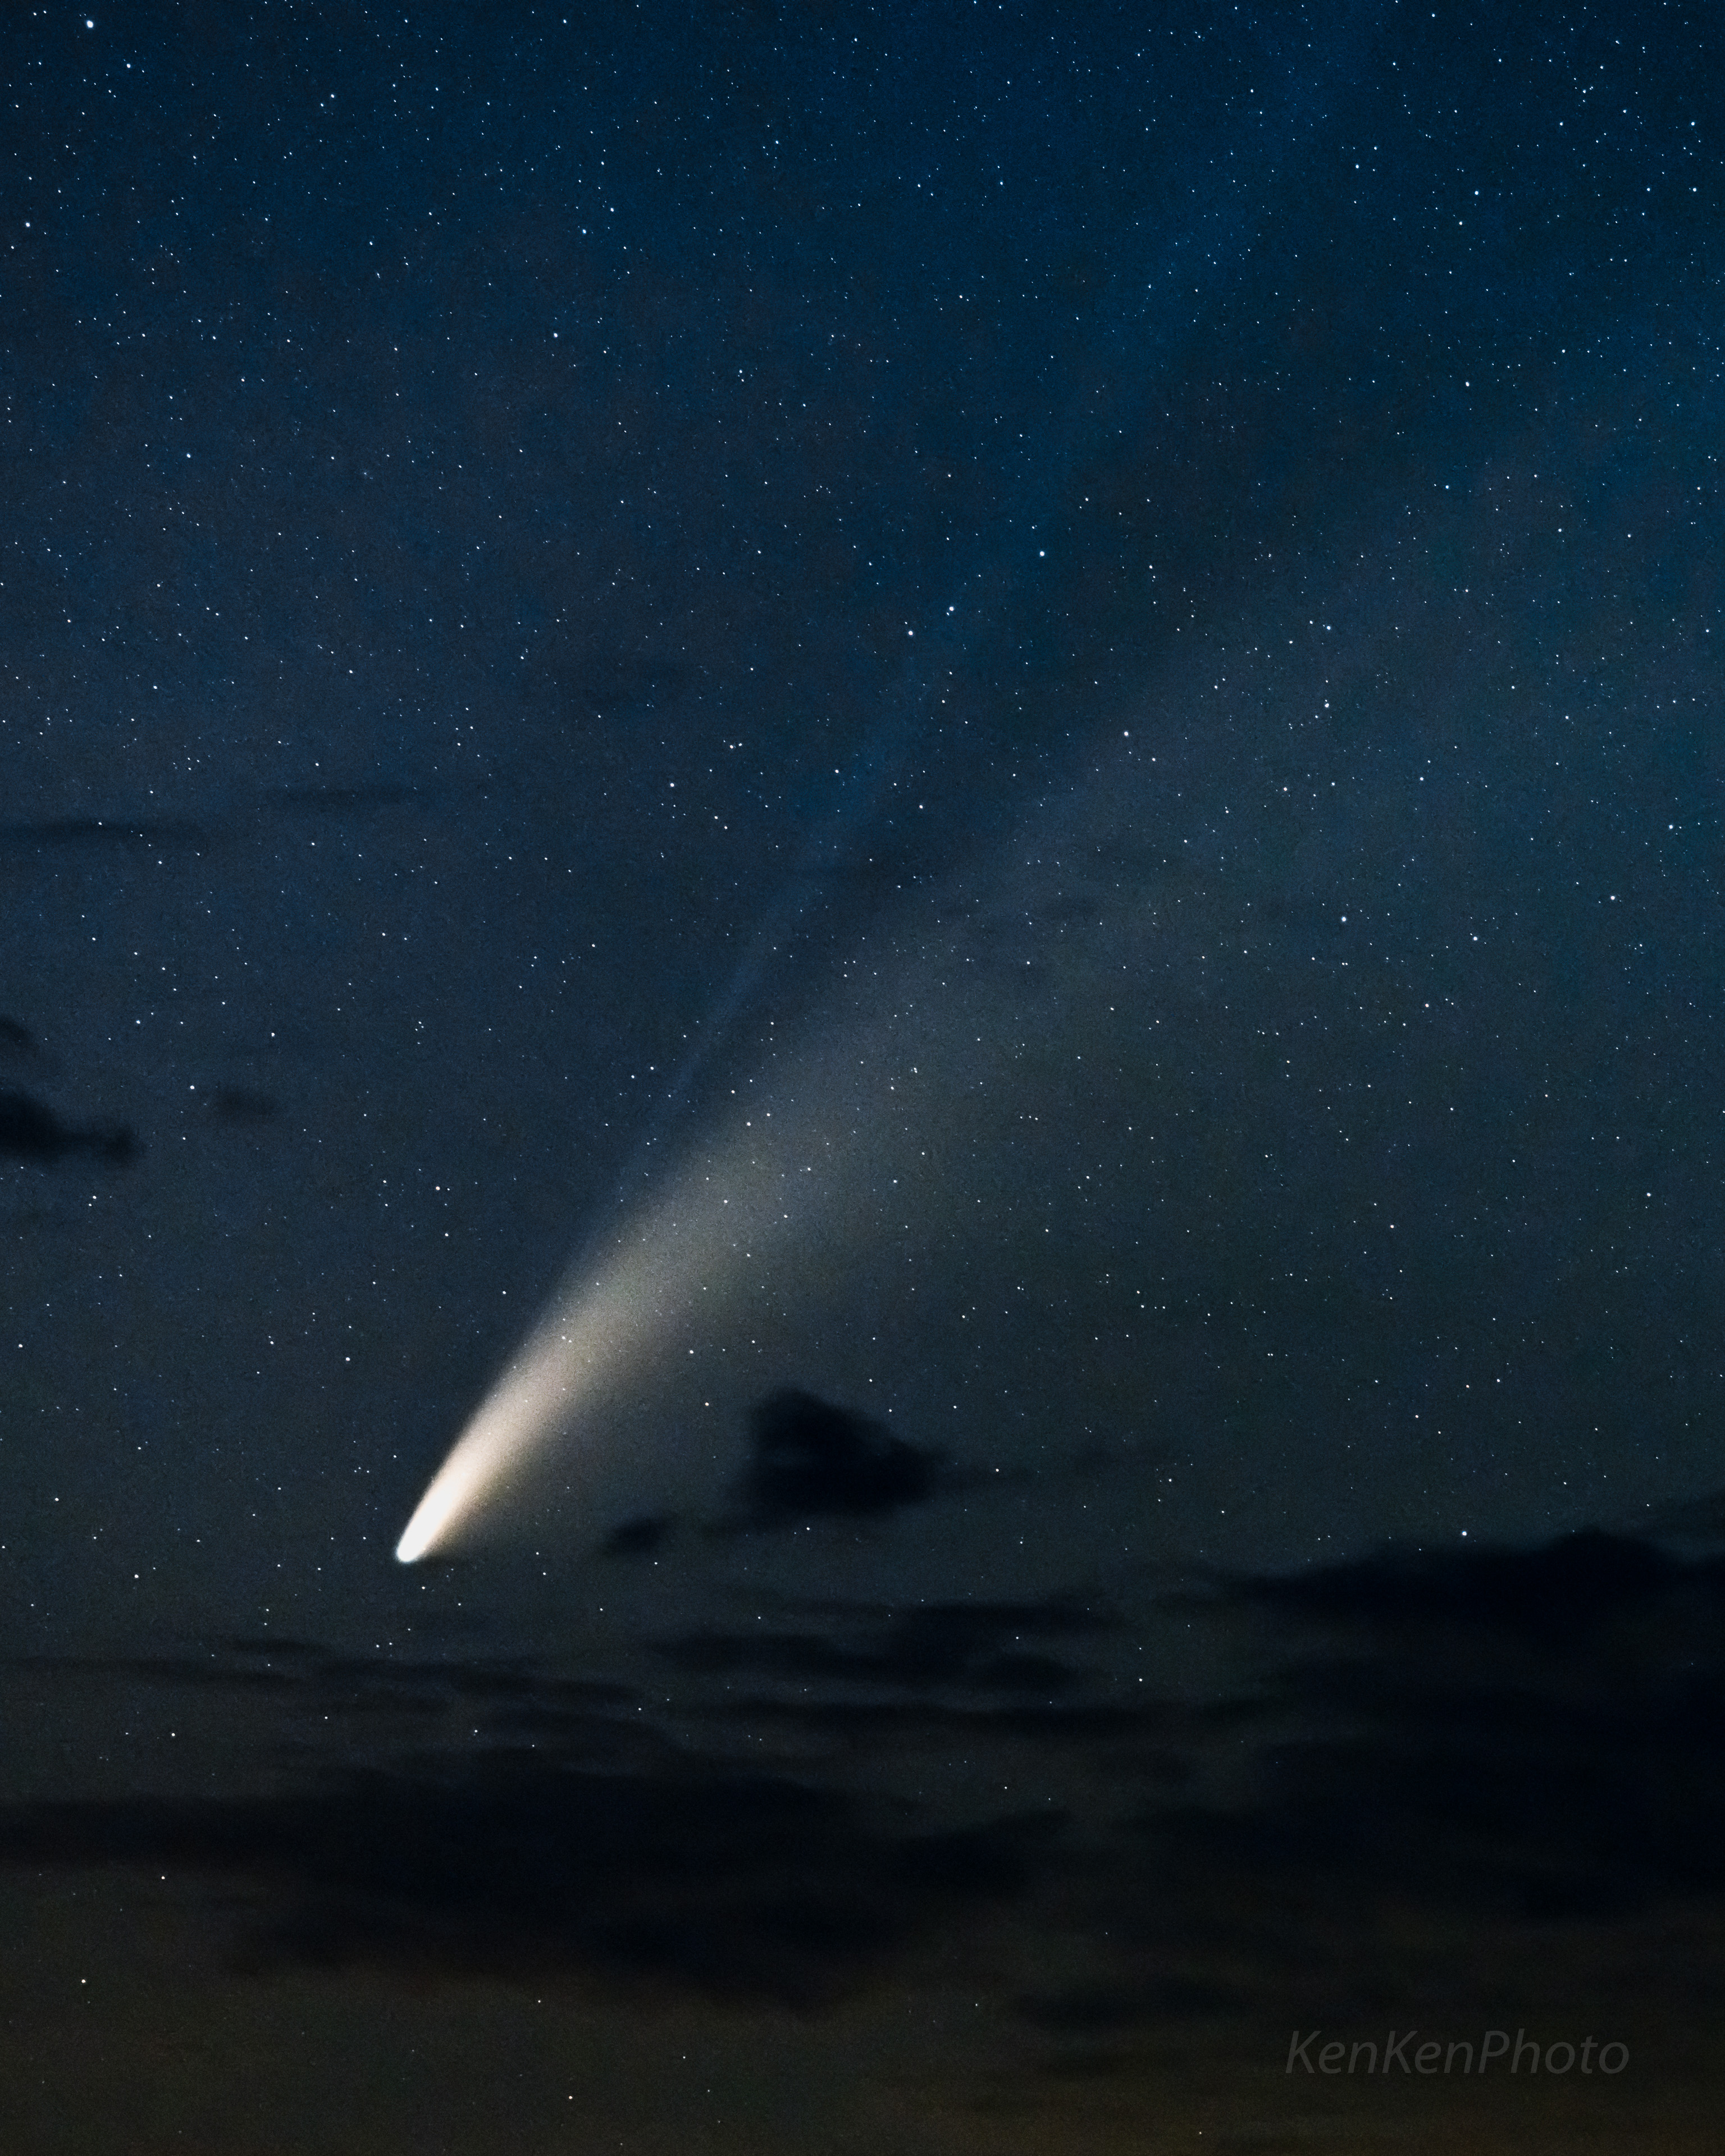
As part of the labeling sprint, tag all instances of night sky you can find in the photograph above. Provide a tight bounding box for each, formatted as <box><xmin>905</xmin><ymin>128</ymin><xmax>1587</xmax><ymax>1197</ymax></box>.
<box><xmin>4</xmin><ymin>3</ymin><xmax>1724</xmax><ymax>2148</ymax></box>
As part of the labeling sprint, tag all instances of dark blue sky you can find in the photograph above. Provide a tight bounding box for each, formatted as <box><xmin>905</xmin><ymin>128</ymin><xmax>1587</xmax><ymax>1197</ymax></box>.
<box><xmin>7</xmin><ymin>6</ymin><xmax>1725</xmax><ymax>2149</ymax></box>
<box><xmin>3</xmin><ymin>0</ymin><xmax>1722</xmax><ymax>1633</ymax></box>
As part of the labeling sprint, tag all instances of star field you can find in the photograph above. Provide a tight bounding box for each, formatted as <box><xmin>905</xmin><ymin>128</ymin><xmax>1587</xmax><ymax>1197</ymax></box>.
<box><xmin>2</xmin><ymin>4</ymin><xmax>1723</xmax><ymax>2140</ymax></box>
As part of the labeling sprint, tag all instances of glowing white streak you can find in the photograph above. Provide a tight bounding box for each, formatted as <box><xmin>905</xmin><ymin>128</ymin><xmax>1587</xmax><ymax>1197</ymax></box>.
<box><xmin>393</xmin><ymin>1339</ymin><xmax>579</xmax><ymax>1564</ymax></box>
<box><xmin>395</xmin><ymin>1130</ymin><xmax>818</xmax><ymax>1561</ymax></box>
<box><xmin>395</xmin><ymin>1255</ymin><xmax>665</xmax><ymax>1562</ymax></box>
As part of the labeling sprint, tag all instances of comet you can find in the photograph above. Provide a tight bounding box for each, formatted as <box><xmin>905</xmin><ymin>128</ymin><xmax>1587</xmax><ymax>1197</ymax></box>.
<box><xmin>392</xmin><ymin>748</ymin><xmax>1035</xmax><ymax>1568</ymax></box>
<box><xmin>394</xmin><ymin>1231</ymin><xmax>689</xmax><ymax>1563</ymax></box>
<box><xmin>393</xmin><ymin>1092</ymin><xmax>845</xmax><ymax>1563</ymax></box>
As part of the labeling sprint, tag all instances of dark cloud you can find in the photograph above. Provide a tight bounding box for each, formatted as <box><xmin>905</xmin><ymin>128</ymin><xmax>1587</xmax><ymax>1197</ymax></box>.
<box><xmin>0</xmin><ymin>815</ymin><xmax>209</xmax><ymax>853</ymax></box>
<box><xmin>736</xmin><ymin>1388</ymin><xmax>946</xmax><ymax>1524</ymax></box>
<box><xmin>204</xmin><ymin>1085</ymin><xmax>281</xmax><ymax>1124</ymax></box>
<box><xmin>711</xmin><ymin>1695</ymin><xmax>1169</xmax><ymax>1746</ymax></box>
<box><xmin>1235</xmin><ymin>1527</ymin><xmax>1689</xmax><ymax>1647</ymax></box>
<box><xmin>271</xmin><ymin>782</ymin><xmax>419</xmax><ymax>812</ymax></box>
<box><xmin>1017</xmin><ymin>1975</ymin><xmax>1244</xmax><ymax>2033</ymax></box>
<box><xmin>13</xmin><ymin>1642</ymin><xmax>636</xmax><ymax>1725</ymax></box>
<box><xmin>1181</xmin><ymin>1528</ymin><xmax>1725</xmax><ymax>1925</ymax></box>
<box><xmin>8</xmin><ymin>1519</ymin><xmax>1725</xmax><ymax>2047</ymax></box>
<box><xmin>600</xmin><ymin>1513</ymin><xmax>677</xmax><ymax>1558</ymax></box>
<box><xmin>0</xmin><ymin>1752</ymin><xmax>1051</xmax><ymax>2006</ymax></box>
<box><xmin>0</xmin><ymin>1089</ymin><xmax>139</xmax><ymax>1167</ymax></box>
<box><xmin>657</xmin><ymin>1595</ymin><xmax>1112</xmax><ymax>1695</ymax></box>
